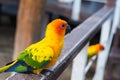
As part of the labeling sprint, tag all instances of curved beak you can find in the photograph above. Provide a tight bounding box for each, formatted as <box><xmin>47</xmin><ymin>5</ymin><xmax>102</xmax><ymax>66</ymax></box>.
<box><xmin>66</xmin><ymin>25</ymin><xmax>71</xmax><ymax>34</ymax></box>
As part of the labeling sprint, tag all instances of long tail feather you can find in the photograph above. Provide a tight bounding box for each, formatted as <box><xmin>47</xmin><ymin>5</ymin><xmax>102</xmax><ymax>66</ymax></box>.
<box><xmin>0</xmin><ymin>60</ymin><xmax>18</xmax><ymax>73</ymax></box>
<box><xmin>0</xmin><ymin>60</ymin><xmax>35</xmax><ymax>73</ymax></box>
<box><xmin>0</xmin><ymin>60</ymin><xmax>34</xmax><ymax>73</ymax></box>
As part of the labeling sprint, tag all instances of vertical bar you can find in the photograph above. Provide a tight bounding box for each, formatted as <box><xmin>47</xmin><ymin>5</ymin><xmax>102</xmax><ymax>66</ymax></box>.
<box><xmin>100</xmin><ymin>17</ymin><xmax>112</xmax><ymax>45</ymax></box>
<box><xmin>111</xmin><ymin>0</ymin><xmax>120</xmax><ymax>33</ymax></box>
<box><xmin>71</xmin><ymin>0</ymin><xmax>82</xmax><ymax>21</ymax></box>
<box><xmin>71</xmin><ymin>43</ymin><xmax>89</xmax><ymax>80</ymax></box>
<box><xmin>93</xmin><ymin>17</ymin><xmax>113</xmax><ymax>80</ymax></box>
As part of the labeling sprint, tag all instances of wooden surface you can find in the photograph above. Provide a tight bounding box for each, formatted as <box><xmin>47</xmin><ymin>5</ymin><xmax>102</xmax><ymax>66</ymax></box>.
<box><xmin>7</xmin><ymin>5</ymin><xmax>114</xmax><ymax>80</ymax></box>
<box><xmin>13</xmin><ymin>0</ymin><xmax>46</xmax><ymax>59</ymax></box>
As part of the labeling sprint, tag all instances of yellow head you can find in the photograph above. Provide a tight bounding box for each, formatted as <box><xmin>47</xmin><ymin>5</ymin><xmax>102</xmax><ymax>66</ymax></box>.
<box><xmin>45</xmin><ymin>19</ymin><xmax>71</xmax><ymax>39</ymax></box>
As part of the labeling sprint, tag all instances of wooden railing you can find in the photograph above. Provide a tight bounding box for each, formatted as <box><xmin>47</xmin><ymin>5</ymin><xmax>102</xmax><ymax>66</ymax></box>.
<box><xmin>6</xmin><ymin>1</ymin><xmax>116</xmax><ymax>80</ymax></box>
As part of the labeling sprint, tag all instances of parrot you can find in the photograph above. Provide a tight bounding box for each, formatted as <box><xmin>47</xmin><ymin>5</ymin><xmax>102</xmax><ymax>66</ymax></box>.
<box><xmin>87</xmin><ymin>44</ymin><xmax>104</xmax><ymax>59</ymax></box>
<box><xmin>0</xmin><ymin>19</ymin><xmax>71</xmax><ymax>74</ymax></box>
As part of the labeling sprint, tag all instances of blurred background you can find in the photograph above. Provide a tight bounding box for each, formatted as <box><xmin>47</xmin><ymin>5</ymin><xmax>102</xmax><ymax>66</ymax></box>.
<box><xmin>0</xmin><ymin>0</ymin><xmax>120</xmax><ymax>80</ymax></box>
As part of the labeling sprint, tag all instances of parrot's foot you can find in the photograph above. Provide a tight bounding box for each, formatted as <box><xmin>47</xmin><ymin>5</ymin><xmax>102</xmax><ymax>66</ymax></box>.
<box><xmin>32</xmin><ymin>69</ymin><xmax>43</xmax><ymax>74</ymax></box>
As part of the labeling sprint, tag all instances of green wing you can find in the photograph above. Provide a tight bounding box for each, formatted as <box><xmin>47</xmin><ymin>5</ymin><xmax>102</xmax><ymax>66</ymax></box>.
<box><xmin>88</xmin><ymin>52</ymin><xmax>95</xmax><ymax>59</ymax></box>
<box><xmin>17</xmin><ymin>45</ymin><xmax>54</xmax><ymax>69</ymax></box>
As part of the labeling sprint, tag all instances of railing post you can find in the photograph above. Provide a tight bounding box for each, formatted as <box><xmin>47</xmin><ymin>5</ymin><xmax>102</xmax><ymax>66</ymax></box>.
<box><xmin>93</xmin><ymin>16</ymin><xmax>112</xmax><ymax>80</ymax></box>
<box><xmin>71</xmin><ymin>43</ymin><xmax>89</xmax><ymax>80</ymax></box>
<box><xmin>71</xmin><ymin>0</ymin><xmax>82</xmax><ymax>21</ymax></box>
<box><xmin>111</xmin><ymin>0</ymin><xmax>120</xmax><ymax>33</ymax></box>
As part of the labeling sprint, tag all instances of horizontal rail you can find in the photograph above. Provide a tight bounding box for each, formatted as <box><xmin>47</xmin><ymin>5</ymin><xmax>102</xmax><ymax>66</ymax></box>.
<box><xmin>7</xmin><ymin>6</ymin><xmax>114</xmax><ymax>80</ymax></box>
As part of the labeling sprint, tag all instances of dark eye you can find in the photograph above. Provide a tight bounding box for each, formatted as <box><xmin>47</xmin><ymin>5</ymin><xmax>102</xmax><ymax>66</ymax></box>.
<box><xmin>61</xmin><ymin>24</ymin><xmax>66</xmax><ymax>28</ymax></box>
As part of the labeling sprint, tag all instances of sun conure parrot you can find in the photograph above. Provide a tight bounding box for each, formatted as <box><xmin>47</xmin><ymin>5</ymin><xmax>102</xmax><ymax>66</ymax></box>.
<box><xmin>0</xmin><ymin>19</ymin><xmax>71</xmax><ymax>74</ymax></box>
<box><xmin>87</xmin><ymin>44</ymin><xmax>104</xmax><ymax>59</ymax></box>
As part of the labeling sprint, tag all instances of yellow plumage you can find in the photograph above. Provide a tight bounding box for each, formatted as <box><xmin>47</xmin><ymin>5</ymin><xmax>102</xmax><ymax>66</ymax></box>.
<box><xmin>24</xmin><ymin>19</ymin><xmax>69</xmax><ymax>74</ymax></box>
